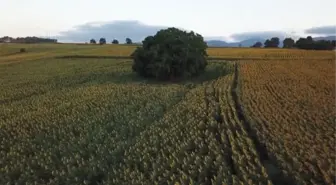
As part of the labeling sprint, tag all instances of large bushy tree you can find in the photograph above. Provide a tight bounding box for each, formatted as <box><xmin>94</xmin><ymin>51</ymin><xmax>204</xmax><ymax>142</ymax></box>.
<box><xmin>131</xmin><ymin>27</ymin><xmax>208</xmax><ymax>81</ymax></box>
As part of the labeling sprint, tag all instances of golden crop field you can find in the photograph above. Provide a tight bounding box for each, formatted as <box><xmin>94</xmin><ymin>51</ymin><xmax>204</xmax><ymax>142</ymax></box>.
<box><xmin>239</xmin><ymin>59</ymin><xmax>336</xmax><ymax>185</ymax></box>
<box><xmin>1</xmin><ymin>43</ymin><xmax>334</xmax><ymax>64</ymax></box>
<box><xmin>0</xmin><ymin>44</ymin><xmax>335</xmax><ymax>185</ymax></box>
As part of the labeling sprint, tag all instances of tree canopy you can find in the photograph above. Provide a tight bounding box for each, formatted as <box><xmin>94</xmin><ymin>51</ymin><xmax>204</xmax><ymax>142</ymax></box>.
<box><xmin>264</xmin><ymin>37</ymin><xmax>280</xmax><ymax>48</ymax></box>
<box><xmin>332</xmin><ymin>40</ymin><xmax>336</xmax><ymax>48</ymax></box>
<box><xmin>99</xmin><ymin>38</ymin><xmax>106</xmax><ymax>45</ymax></box>
<box><xmin>251</xmin><ymin>42</ymin><xmax>262</xmax><ymax>48</ymax></box>
<box><xmin>131</xmin><ymin>27</ymin><xmax>208</xmax><ymax>81</ymax></box>
<box><xmin>112</xmin><ymin>39</ymin><xmax>119</xmax><ymax>44</ymax></box>
<box><xmin>283</xmin><ymin>38</ymin><xmax>295</xmax><ymax>48</ymax></box>
<box><xmin>126</xmin><ymin>38</ymin><xmax>132</xmax><ymax>44</ymax></box>
<box><xmin>295</xmin><ymin>36</ymin><xmax>334</xmax><ymax>50</ymax></box>
<box><xmin>90</xmin><ymin>39</ymin><xmax>96</xmax><ymax>44</ymax></box>
<box><xmin>0</xmin><ymin>36</ymin><xmax>57</xmax><ymax>43</ymax></box>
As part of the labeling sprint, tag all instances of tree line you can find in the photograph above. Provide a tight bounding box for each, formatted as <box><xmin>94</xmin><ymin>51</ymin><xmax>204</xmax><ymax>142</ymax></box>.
<box><xmin>0</xmin><ymin>36</ymin><xmax>57</xmax><ymax>43</ymax></box>
<box><xmin>89</xmin><ymin>38</ymin><xmax>133</xmax><ymax>45</ymax></box>
<box><xmin>251</xmin><ymin>36</ymin><xmax>336</xmax><ymax>50</ymax></box>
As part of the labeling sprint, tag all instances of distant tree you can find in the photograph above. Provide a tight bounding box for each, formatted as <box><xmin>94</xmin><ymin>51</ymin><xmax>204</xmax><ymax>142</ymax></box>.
<box><xmin>294</xmin><ymin>38</ymin><xmax>307</xmax><ymax>49</ymax></box>
<box><xmin>313</xmin><ymin>40</ymin><xmax>334</xmax><ymax>50</ymax></box>
<box><xmin>283</xmin><ymin>38</ymin><xmax>295</xmax><ymax>48</ymax></box>
<box><xmin>264</xmin><ymin>39</ymin><xmax>272</xmax><ymax>48</ymax></box>
<box><xmin>126</xmin><ymin>38</ymin><xmax>132</xmax><ymax>44</ymax></box>
<box><xmin>270</xmin><ymin>37</ymin><xmax>280</xmax><ymax>47</ymax></box>
<box><xmin>295</xmin><ymin>37</ymin><xmax>333</xmax><ymax>50</ymax></box>
<box><xmin>252</xmin><ymin>42</ymin><xmax>262</xmax><ymax>48</ymax></box>
<box><xmin>307</xmin><ymin>36</ymin><xmax>313</xmax><ymax>42</ymax></box>
<box><xmin>90</xmin><ymin>39</ymin><xmax>96</xmax><ymax>44</ymax></box>
<box><xmin>112</xmin><ymin>39</ymin><xmax>119</xmax><ymax>44</ymax></box>
<box><xmin>295</xmin><ymin>36</ymin><xmax>313</xmax><ymax>50</ymax></box>
<box><xmin>305</xmin><ymin>36</ymin><xmax>314</xmax><ymax>49</ymax></box>
<box><xmin>99</xmin><ymin>38</ymin><xmax>106</xmax><ymax>45</ymax></box>
<box><xmin>264</xmin><ymin>37</ymin><xmax>280</xmax><ymax>48</ymax></box>
<box><xmin>332</xmin><ymin>40</ymin><xmax>336</xmax><ymax>48</ymax></box>
<box><xmin>0</xmin><ymin>36</ymin><xmax>56</xmax><ymax>43</ymax></box>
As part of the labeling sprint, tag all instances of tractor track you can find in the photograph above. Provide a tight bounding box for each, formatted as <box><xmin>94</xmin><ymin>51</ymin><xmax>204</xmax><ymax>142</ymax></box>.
<box><xmin>230</xmin><ymin>62</ymin><xmax>297</xmax><ymax>185</ymax></box>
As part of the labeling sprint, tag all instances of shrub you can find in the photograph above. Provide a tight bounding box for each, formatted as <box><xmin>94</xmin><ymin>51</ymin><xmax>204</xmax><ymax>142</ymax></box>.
<box><xmin>20</xmin><ymin>48</ymin><xmax>26</xmax><ymax>53</ymax></box>
<box><xmin>131</xmin><ymin>27</ymin><xmax>208</xmax><ymax>81</ymax></box>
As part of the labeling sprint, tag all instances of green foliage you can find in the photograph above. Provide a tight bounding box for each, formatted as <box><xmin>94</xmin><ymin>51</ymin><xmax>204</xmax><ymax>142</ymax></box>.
<box><xmin>264</xmin><ymin>37</ymin><xmax>280</xmax><ymax>48</ymax></box>
<box><xmin>295</xmin><ymin>36</ymin><xmax>334</xmax><ymax>50</ymax></box>
<box><xmin>112</xmin><ymin>39</ymin><xmax>119</xmax><ymax>44</ymax></box>
<box><xmin>131</xmin><ymin>27</ymin><xmax>208</xmax><ymax>81</ymax></box>
<box><xmin>126</xmin><ymin>38</ymin><xmax>132</xmax><ymax>44</ymax></box>
<box><xmin>332</xmin><ymin>40</ymin><xmax>336</xmax><ymax>48</ymax></box>
<box><xmin>264</xmin><ymin>39</ymin><xmax>271</xmax><ymax>48</ymax></box>
<box><xmin>307</xmin><ymin>36</ymin><xmax>313</xmax><ymax>42</ymax></box>
<box><xmin>251</xmin><ymin>42</ymin><xmax>262</xmax><ymax>48</ymax></box>
<box><xmin>90</xmin><ymin>39</ymin><xmax>96</xmax><ymax>44</ymax></box>
<box><xmin>313</xmin><ymin>40</ymin><xmax>335</xmax><ymax>50</ymax></box>
<box><xmin>283</xmin><ymin>38</ymin><xmax>295</xmax><ymax>48</ymax></box>
<box><xmin>0</xmin><ymin>36</ymin><xmax>56</xmax><ymax>43</ymax></box>
<box><xmin>99</xmin><ymin>38</ymin><xmax>106</xmax><ymax>45</ymax></box>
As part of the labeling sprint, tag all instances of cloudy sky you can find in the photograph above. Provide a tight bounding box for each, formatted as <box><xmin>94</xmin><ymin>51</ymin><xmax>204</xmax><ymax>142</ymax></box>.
<box><xmin>1</xmin><ymin>0</ymin><xmax>335</xmax><ymax>42</ymax></box>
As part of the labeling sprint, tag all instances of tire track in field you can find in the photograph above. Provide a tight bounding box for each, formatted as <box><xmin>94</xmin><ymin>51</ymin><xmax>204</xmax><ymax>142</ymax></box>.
<box><xmin>231</xmin><ymin>62</ymin><xmax>296</xmax><ymax>185</ymax></box>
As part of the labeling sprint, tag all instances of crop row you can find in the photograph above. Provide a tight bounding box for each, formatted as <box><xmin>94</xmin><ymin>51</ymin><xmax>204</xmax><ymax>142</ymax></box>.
<box><xmin>104</xmin><ymin>67</ymin><xmax>275</xmax><ymax>185</ymax></box>
<box><xmin>238</xmin><ymin>59</ymin><xmax>336</xmax><ymax>185</ymax></box>
<box><xmin>0</xmin><ymin>81</ymin><xmax>188</xmax><ymax>184</ymax></box>
<box><xmin>0</xmin><ymin>59</ymin><xmax>277</xmax><ymax>184</ymax></box>
<box><xmin>0</xmin><ymin>59</ymin><xmax>188</xmax><ymax>184</ymax></box>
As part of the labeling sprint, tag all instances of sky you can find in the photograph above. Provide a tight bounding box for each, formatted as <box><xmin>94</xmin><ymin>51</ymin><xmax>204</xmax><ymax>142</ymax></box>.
<box><xmin>1</xmin><ymin>0</ymin><xmax>336</xmax><ymax>42</ymax></box>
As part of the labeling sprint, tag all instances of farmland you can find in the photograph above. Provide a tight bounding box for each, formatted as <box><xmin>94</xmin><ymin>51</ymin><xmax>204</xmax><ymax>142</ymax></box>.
<box><xmin>0</xmin><ymin>43</ymin><xmax>335</xmax><ymax>185</ymax></box>
<box><xmin>239</xmin><ymin>59</ymin><xmax>336</xmax><ymax>185</ymax></box>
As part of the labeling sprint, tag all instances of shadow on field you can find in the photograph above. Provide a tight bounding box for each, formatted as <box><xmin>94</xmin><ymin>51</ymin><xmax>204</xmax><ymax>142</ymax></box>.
<box><xmin>0</xmin><ymin>60</ymin><xmax>232</xmax><ymax>105</ymax></box>
<box><xmin>55</xmin><ymin>55</ymin><xmax>243</xmax><ymax>61</ymax></box>
<box><xmin>106</xmin><ymin>63</ymin><xmax>233</xmax><ymax>86</ymax></box>
<box><xmin>49</xmin><ymin>62</ymin><xmax>233</xmax><ymax>89</ymax></box>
